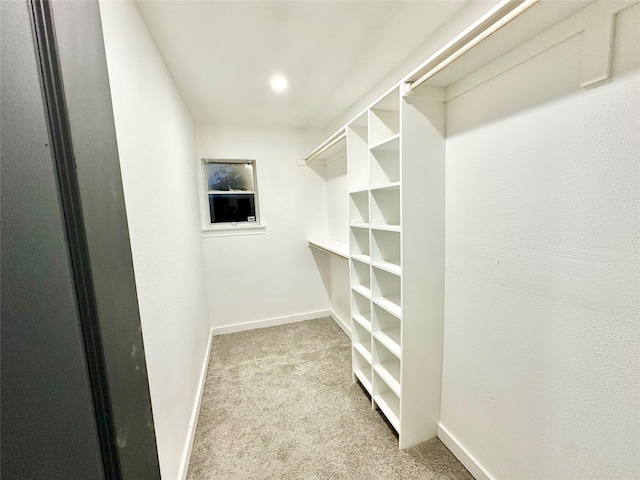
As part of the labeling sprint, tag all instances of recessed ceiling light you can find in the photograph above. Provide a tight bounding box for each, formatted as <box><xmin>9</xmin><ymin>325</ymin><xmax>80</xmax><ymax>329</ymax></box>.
<box><xmin>270</xmin><ymin>75</ymin><xmax>288</xmax><ymax>93</ymax></box>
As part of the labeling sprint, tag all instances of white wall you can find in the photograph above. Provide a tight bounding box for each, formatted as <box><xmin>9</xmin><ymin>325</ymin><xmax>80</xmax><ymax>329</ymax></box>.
<box><xmin>99</xmin><ymin>2</ymin><xmax>211</xmax><ymax>478</ymax></box>
<box><xmin>195</xmin><ymin>125</ymin><xmax>331</xmax><ymax>330</ymax></box>
<box><xmin>441</xmin><ymin>4</ymin><xmax>640</xmax><ymax>479</ymax></box>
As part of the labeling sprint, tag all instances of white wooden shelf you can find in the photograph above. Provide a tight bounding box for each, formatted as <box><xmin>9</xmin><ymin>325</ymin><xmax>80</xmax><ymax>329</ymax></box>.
<box><xmin>371</xmin><ymin>134</ymin><xmax>400</xmax><ymax>187</ymax></box>
<box><xmin>371</xmin><ymin>228</ymin><xmax>401</xmax><ymax>276</ymax></box>
<box><xmin>350</xmin><ymin>226</ymin><xmax>370</xmax><ymax>260</ymax></box>
<box><xmin>373</xmin><ymin>329</ymin><xmax>401</xmax><ymax>359</ymax></box>
<box><xmin>371</xmin><ymin>260</ymin><xmax>401</xmax><ymax>276</ymax></box>
<box><xmin>351</xmin><ymin>285</ymin><xmax>372</xmax><ymax>299</ymax></box>
<box><xmin>351</xmin><ymin>254</ymin><xmax>370</xmax><ymax>265</ymax></box>
<box><xmin>353</xmin><ymin>313</ymin><xmax>372</xmax><ymax>332</ymax></box>
<box><xmin>374</xmin><ymin>362</ymin><xmax>401</xmax><ymax>397</ymax></box>
<box><xmin>370</xmin><ymin>182</ymin><xmax>401</xmax><ymax>192</ymax></box>
<box><xmin>308</xmin><ymin>238</ymin><xmax>349</xmax><ymax>259</ymax></box>
<box><xmin>370</xmin><ymin>187</ymin><xmax>400</xmax><ymax>227</ymax></box>
<box><xmin>370</xmin><ymin>225</ymin><xmax>401</xmax><ymax>233</ymax></box>
<box><xmin>370</xmin><ymin>182</ymin><xmax>400</xmax><ymax>192</ymax></box>
<box><xmin>354</xmin><ymin>368</ymin><xmax>373</xmax><ymax>393</ymax></box>
<box><xmin>350</xmin><ymin>253</ymin><xmax>371</xmax><ymax>264</ymax></box>
<box><xmin>373</xmin><ymin>296</ymin><xmax>401</xmax><ymax>319</ymax></box>
<box><xmin>370</xmin><ymin>222</ymin><xmax>400</xmax><ymax>231</ymax></box>
<box><xmin>369</xmin><ymin>92</ymin><xmax>400</xmax><ymax>147</ymax></box>
<box><xmin>353</xmin><ymin>345</ymin><xmax>373</xmax><ymax>393</ymax></box>
<box><xmin>350</xmin><ymin>190</ymin><xmax>370</xmax><ymax>225</ymax></box>
<box><xmin>369</xmin><ymin>133</ymin><xmax>401</xmax><ymax>152</ymax></box>
<box><xmin>353</xmin><ymin>343</ymin><xmax>372</xmax><ymax>365</ymax></box>
<box><xmin>352</xmin><ymin>292</ymin><xmax>371</xmax><ymax>330</ymax></box>
<box><xmin>351</xmin><ymin>258</ymin><xmax>371</xmax><ymax>297</ymax></box>
<box><xmin>374</xmin><ymin>391</ymin><xmax>400</xmax><ymax>431</ymax></box>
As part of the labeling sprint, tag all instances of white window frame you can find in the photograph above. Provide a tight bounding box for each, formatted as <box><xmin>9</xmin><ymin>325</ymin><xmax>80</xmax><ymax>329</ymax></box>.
<box><xmin>200</xmin><ymin>158</ymin><xmax>265</xmax><ymax>237</ymax></box>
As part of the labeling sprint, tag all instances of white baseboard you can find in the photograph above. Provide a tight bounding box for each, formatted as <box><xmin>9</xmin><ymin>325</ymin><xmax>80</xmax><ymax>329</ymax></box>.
<box><xmin>330</xmin><ymin>310</ymin><xmax>351</xmax><ymax>338</ymax></box>
<box><xmin>437</xmin><ymin>423</ymin><xmax>494</xmax><ymax>480</ymax></box>
<box><xmin>212</xmin><ymin>310</ymin><xmax>332</xmax><ymax>336</ymax></box>
<box><xmin>178</xmin><ymin>327</ymin><xmax>214</xmax><ymax>480</ymax></box>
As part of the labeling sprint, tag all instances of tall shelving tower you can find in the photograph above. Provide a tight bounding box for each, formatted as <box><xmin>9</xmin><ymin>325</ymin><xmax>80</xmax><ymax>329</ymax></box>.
<box><xmin>347</xmin><ymin>84</ymin><xmax>445</xmax><ymax>449</ymax></box>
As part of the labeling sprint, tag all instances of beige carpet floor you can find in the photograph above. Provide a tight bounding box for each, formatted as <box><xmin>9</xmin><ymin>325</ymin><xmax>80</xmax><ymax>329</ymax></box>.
<box><xmin>187</xmin><ymin>317</ymin><xmax>473</xmax><ymax>479</ymax></box>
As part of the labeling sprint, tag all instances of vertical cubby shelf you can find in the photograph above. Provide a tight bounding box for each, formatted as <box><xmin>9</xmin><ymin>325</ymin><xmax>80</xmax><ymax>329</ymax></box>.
<box><xmin>373</xmin><ymin>338</ymin><xmax>401</xmax><ymax>397</ymax></box>
<box><xmin>349</xmin><ymin>226</ymin><xmax>370</xmax><ymax>263</ymax></box>
<box><xmin>353</xmin><ymin>347</ymin><xmax>373</xmax><ymax>394</ymax></box>
<box><xmin>370</xmin><ymin>186</ymin><xmax>400</xmax><ymax>229</ymax></box>
<box><xmin>369</xmin><ymin>88</ymin><xmax>400</xmax><ymax>147</ymax></box>
<box><xmin>352</xmin><ymin>320</ymin><xmax>372</xmax><ymax>365</ymax></box>
<box><xmin>370</xmin><ymin>135</ymin><xmax>400</xmax><ymax>189</ymax></box>
<box><xmin>345</xmin><ymin>84</ymin><xmax>445</xmax><ymax>450</ymax></box>
<box><xmin>372</xmin><ymin>266</ymin><xmax>401</xmax><ymax>319</ymax></box>
<box><xmin>350</xmin><ymin>257</ymin><xmax>371</xmax><ymax>298</ymax></box>
<box><xmin>351</xmin><ymin>289</ymin><xmax>372</xmax><ymax>331</ymax></box>
<box><xmin>371</xmin><ymin>229</ymin><xmax>401</xmax><ymax>275</ymax></box>
<box><xmin>373</xmin><ymin>376</ymin><xmax>400</xmax><ymax>431</ymax></box>
<box><xmin>372</xmin><ymin>303</ymin><xmax>401</xmax><ymax>358</ymax></box>
<box><xmin>349</xmin><ymin>190</ymin><xmax>369</xmax><ymax>226</ymax></box>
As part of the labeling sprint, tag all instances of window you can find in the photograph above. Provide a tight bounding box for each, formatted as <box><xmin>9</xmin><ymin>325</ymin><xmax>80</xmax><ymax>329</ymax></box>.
<box><xmin>203</xmin><ymin>159</ymin><xmax>260</xmax><ymax>229</ymax></box>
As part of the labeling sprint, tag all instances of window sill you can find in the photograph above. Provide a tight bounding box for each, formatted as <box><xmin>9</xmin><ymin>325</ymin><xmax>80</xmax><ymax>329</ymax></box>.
<box><xmin>202</xmin><ymin>223</ymin><xmax>266</xmax><ymax>238</ymax></box>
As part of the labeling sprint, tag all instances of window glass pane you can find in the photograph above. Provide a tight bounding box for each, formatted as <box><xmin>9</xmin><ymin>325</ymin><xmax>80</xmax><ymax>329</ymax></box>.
<box><xmin>206</xmin><ymin>162</ymin><xmax>255</xmax><ymax>192</ymax></box>
<box><xmin>208</xmin><ymin>194</ymin><xmax>256</xmax><ymax>223</ymax></box>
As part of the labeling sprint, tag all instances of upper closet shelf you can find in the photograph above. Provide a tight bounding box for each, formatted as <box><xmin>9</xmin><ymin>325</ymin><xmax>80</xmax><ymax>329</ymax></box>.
<box><xmin>308</xmin><ymin>238</ymin><xmax>349</xmax><ymax>259</ymax></box>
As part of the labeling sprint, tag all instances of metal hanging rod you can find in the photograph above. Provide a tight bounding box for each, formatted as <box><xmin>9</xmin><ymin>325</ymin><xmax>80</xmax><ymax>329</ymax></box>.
<box><xmin>304</xmin><ymin>0</ymin><xmax>539</xmax><ymax>163</ymax></box>
<box><xmin>406</xmin><ymin>0</ymin><xmax>540</xmax><ymax>94</ymax></box>
<box><xmin>305</xmin><ymin>128</ymin><xmax>346</xmax><ymax>163</ymax></box>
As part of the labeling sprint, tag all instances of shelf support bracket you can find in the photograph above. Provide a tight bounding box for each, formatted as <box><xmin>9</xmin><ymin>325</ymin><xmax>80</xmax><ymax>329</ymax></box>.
<box><xmin>580</xmin><ymin>9</ymin><xmax>616</xmax><ymax>89</ymax></box>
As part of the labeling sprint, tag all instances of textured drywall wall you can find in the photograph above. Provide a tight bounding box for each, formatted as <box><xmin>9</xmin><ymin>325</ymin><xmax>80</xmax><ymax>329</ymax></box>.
<box><xmin>441</xmin><ymin>4</ymin><xmax>640</xmax><ymax>479</ymax></box>
<box><xmin>99</xmin><ymin>2</ymin><xmax>211</xmax><ymax>478</ymax></box>
<box><xmin>195</xmin><ymin>125</ymin><xmax>331</xmax><ymax>328</ymax></box>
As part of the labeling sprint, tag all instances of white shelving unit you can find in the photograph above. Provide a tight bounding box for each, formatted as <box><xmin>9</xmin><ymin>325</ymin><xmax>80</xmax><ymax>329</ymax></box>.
<box><xmin>304</xmin><ymin>0</ymin><xmax>603</xmax><ymax>457</ymax></box>
<box><xmin>305</xmin><ymin>134</ymin><xmax>351</xmax><ymax>336</ymax></box>
<box><xmin>346</xmin><ymin>85</ymin><xmax>445</xmax><ymax>449</ymax></box>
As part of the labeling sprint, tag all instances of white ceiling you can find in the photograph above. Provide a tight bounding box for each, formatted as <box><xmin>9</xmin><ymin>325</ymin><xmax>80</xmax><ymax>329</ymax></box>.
<box><xmin>135</xmin><ymin>0</ymin><xmax>471</xmax><ymax>131</ymax></box>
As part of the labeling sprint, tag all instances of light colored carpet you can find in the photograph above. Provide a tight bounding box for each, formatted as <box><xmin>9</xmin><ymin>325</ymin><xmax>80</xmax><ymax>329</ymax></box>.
<box><xmin>187</xmin><ymin>317</ymin><xmax>473</xmax><ymax>479</ymax></box>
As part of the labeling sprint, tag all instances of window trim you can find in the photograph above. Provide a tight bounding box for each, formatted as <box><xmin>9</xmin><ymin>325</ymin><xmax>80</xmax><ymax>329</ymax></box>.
<box><xmin>200</xmin><ymin>158</ymin><xmax>265</xmax><ymax>237</ymax></box>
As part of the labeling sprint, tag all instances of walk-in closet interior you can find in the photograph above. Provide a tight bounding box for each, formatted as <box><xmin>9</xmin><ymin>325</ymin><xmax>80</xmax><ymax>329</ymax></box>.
<box><xmin>2</xmin><ymin>0</ymin><xmax>638</xmax><ymax>479</ymax></box>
